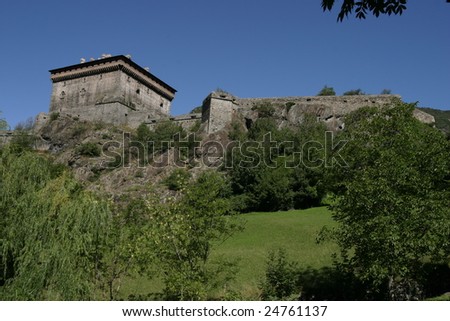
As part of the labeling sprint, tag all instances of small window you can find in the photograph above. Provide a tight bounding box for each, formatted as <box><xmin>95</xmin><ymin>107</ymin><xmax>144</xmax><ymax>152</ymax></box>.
<box><xmin>160</xmin><ymin>102</ymin><xmax>164</xmax><ymax>107</ymax></box>
<box><xmin>60</xmin><ymin>91</ymin><xmax>66</xmax><ymax>99</ymax></box>
<box><xmin>125</xmin><ymin>113</ymin><xmax>128</xmax><ymax>117</ymax></box>
<box><xmin>136</xmin><ymin>89</ymin><xmax>140</xmax><ymax>94</ymax></box>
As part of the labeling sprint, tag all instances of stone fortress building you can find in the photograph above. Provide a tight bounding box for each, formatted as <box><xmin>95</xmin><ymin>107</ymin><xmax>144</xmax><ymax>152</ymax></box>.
<box><xmin>48</xmin><ymin>54</ymin><xmax>176</xmax><ymax>127</ymax></box>
<box><xmin>35</xmin><ymin>54</ymin><xmax>434</xmax><ymax>135</ymax></box>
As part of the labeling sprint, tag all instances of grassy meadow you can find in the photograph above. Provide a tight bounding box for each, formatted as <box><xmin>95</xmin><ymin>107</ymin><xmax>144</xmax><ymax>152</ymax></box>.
<box><xmin>120</xmin><ymin>206</ymin><xmax>338</xmax><ymax>299</ymax></box>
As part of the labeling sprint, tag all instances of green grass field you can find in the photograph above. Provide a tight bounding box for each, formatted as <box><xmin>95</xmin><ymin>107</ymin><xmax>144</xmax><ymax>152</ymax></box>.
<box><xmin>119</xmin><ymin>206</ymin><xmax>337</xmax><ymax>299</ymax></box>
<box><xmin>211</xmin><ymin>207</ymin><xmax>337</xmax><ymax>297</ymax></box>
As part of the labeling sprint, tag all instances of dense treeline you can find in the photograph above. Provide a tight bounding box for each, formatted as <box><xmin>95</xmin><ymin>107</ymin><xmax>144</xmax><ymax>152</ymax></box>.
<box><xmin>226</xmin><ymin>105</ymin><xmax>328</xmax><ymax>212</ymax></box>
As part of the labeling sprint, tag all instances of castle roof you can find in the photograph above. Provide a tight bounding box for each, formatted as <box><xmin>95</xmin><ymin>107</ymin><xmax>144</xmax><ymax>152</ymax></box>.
<box><xmin>49</xmin><ymin>55</ymin><xmax>177</xmax><ymax>101</ymax></box>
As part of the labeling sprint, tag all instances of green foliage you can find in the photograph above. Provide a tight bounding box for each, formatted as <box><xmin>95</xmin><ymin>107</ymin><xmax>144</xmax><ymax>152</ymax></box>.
<box><xmin>322</xmin><ymin>0</ymin><xmax>408</xmax><ymax>21</ymax></box>
<box><xmin>150</xmin><ymin>121</ymin><xmax>185</xmax><ymax>154</ymax></box>
<box><xmin>228</xmin><ymin>115</ymin><xmax>327</xmax><ymax>212</ymax></box>
<box><xmin>251</xmin><ymin>103</ymin><xmax>275</xmax><ymax>118</ymax></box>
<box><xmin>71</xmin><ymin>122</ymin><xmax>89</xmax><ymax>138</ymax></box>
<box><xmin>190</xmin><ymin>106</ymin><xmax>202</xmax><ymax>113</ymax></box>
<box><xmin>9</xmin><ymin>118</ymin><xmax>36</xmax><ymax>153</ymax></box>
<box><xmin>76</xmin><ymin>142</ymin><xmax>101</xmax><ymax>157</ymax></box>
<box><xmin>381</xmin><ymin>89</ymin><xmax>392</xmax><ymax>94</ymax></box>
<box><xmin>317</xmin><ymin>85</ymin><xmax>336</xmax><ymax>96</ymax></box>
<box><xmin>327</xmin><ymin>102</ymin><xmax>450</xmax><ymax>299</ymax></box>
<box><xmin>0</xmin><ymin>111</ymin><xmax>8</xmax><ymax>130</ymax></box>
<box><xmin>50</xmin><ymin>112</ymin><xmax>60</xmax><ymax>122</ymax></box>
<box><xmin>418</xmin><ymin>107</ymin><xmax>450</xmax><ymax>135</ymax></box>
<box><xmin>163</xmin><ymin>168</ymin><xmax>191</xmax><ymax>191</ymax></box>
<box><xmin>260</xmin><ymin>249</ymin><xmax>300</xmax><ymax>300</ymax></box>
<box><xmin>141</xmin><ymin>171</ymin><xmax>241</xmax><ymax>300</ymax></box>
<box><xmin>285</xmin><ymin>102</ymin><xmax>296</xmax><ymax>113</ymax></box>
<box><xmin>343</xmin><ymin>88</ymin><xmax>365</xmax><ymax>96</ymax></box>
<box><xmin>136</xmin><ymin>123</ymin><xmax>151</xmax><ymax>143</ymax></box>
<box><xmin>189</xmin><ymin>120</ymin><xmax>201</xmax><ymax>133</ymax></box>
<box><xmin>0</xmin><ymin>149</ymin><xmax>112</xmax><ymax>299</ymax></box>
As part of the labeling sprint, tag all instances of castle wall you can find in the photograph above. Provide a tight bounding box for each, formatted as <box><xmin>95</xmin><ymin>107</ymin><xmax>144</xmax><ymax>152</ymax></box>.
<box><xmin>202</xmin><ymin>93</ymin><xmax>238</xmax><ymax>133</ymax></box>
<box><xmin>48</xmin><ymin>56</ymin><xmax>175</xmax><ymax>128</ymax></box>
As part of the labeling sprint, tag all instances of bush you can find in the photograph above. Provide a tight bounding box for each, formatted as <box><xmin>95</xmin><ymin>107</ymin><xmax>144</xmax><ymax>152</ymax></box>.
<box><xmin>76</xmin><ymin>142</ymin><xmax>101</xmax><ymax>157</ymax></box>
<box><xmin>50</xmin><ymin>112</ymin><xmax>60</xmax><ymax>122</ymax></box>
<box><xmin>260</xmin><ymin>249</ymin><xmax>300</xmax><ymax>300</ymax></box>
<box><xmin>343</xmin><ymin>88</ymin><xmax>365</xmax><ymax>95</ymax></box>
<box><xmin>251</xmin><ymin>103</ymin><xmax>275</xmax><ymax>118</ymax></box>
<box><xmin>163</xmin><ymin>168</ymin><xmax>191</xmax><ymax>191</ymax></box>
<box><xmin>317</xmin><ymin>85</ymin><xmax>336</xmax><ymax>96</ymax></box>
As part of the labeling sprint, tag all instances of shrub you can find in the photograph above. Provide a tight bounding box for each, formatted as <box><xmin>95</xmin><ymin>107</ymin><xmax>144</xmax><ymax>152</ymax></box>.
<box><xmin>317</xmin><ymin>85</ymin><xmax>336</xmax><ymax>96</ymax></box>
<box><xmin>252</xmin><ymin>103</ymin><xmax>275</xmax><ymax>118</ymax></box>
<box><xmin>50</xmin><ymin>112</ymin><xmax>60</xmax><ymax>122</ymax></box>
<box><xmin>260</xmin><ymin>249</ymin><xmax>300</xmax><ymax>300</ymax></box>
<box><xmin>163</xmin><ymin>168</ymin><xmax>191</xmax><ymax>191</ymax></box>
<box><xmin>76</xmin><ymin>142</ymin><xmax>101</xmax><ymax>157</ymax></box>
<box><xmin>343</xmin><ymin>88</ymin><xmax>365</xmax><ymax>95</ymax></box>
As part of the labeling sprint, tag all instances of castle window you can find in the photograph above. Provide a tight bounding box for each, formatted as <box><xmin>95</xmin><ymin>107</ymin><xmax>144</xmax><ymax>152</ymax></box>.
<box><xmin>160</xmin><ymin>102</ymin><xmax>164</xmax><ymax>107</ymax></box>
<box><xmin>136</xmin><ymin>89</ymin><xmax>140</xmax><ymax>94</ymax></box>
<box><xmin>60</xmin><ymin>91</ymin><xmax>66</xmax><ymax>99</ymax></box>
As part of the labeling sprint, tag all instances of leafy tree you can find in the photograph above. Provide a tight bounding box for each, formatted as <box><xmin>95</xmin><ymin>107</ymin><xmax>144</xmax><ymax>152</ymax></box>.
<box><xmin>0</xmin><ymin>148</ymin><xmax>112</xmax><ymax>300</ymax></box>
<box><xmin>149</xmin><ymin>120</ymin><xmax>185</xmax><ymax>154</ymax></box>
<box><xmin>317</xmin><ymin>85</ymin><xmax>336</xmax><ymax>96</ymax></box>
<box><xmin>327</xmin><ymin>102</ymin><xmax>450</xmax><ymax>299</ymax></box>
<box><xmin>0</xmin><ymin>111</ymin><xmax>8</xmax><ymax>130</ymax></box>
<box><xmin>141</xmin><ymin>171</ymin><xmax>241</xmax><ymax>300</ymax></box>
<box><xmin>322</xmin><ymin>0</ymin><xmax>408</xmax><ymax>21</ymax></box>
<box><xmin>343</xmin><ymin>88</ymin><xmax>365</xmax><ymax>96</ymax></box>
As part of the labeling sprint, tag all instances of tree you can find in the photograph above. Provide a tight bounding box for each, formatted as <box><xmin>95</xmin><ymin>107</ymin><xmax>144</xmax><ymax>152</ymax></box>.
<box><xmin>317</xmin><ymin>85</ymin><xmax>336</xmax><ymax>96</ymax></box>
<box><xmin>322</xmin><ymin>0</ymin><xmax>408</xmax><ymax>21</ymax></box>
<box><xmin>141</xmin><ymin>171</ymin><xmax>242</xmax><ymax>300</ymax></box>
<box><xmin>381</xmin><ymin>88</ymin><xmax>392</xmax><ymax>94</ymax></box>
<box><xmin>0</xmin><ymin>148</ymin><xmax>112</xmax><ymax>299</ymax></box>
<box><xmin>343</xmin><ymin>88</ymin><xmax>365</xmax><ymax>96</ymax></box>
<box><xmin>0</xmin><ymin>111</ymin><xmax>7</xmax><ymax>130</ymax></box>
<box><xmin>327</xmin><ymin>102</ymin><xmax>450</xmax><ymax>299</ymax></box>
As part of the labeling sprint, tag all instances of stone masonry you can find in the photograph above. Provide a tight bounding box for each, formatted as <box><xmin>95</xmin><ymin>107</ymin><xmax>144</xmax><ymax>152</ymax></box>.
<box><xmin>48</xmin><ymin>55</ymin><xmax>176</xmax><ymax>127</ymax></box>
<box><xmin>201</xmin><ymin>91</ymin><xmax>435</xmax><ymax>133</ymax></box>
<box><xmin>33</xmin><ymin>55</ymin><xmax>435</xmax><ymax>136</ymax></box>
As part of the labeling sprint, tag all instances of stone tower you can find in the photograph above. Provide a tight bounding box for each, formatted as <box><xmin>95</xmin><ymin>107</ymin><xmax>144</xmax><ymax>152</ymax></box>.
<box><xmin>49</xmin><ymin>55</ymin><xmax>176</xmax><ymax>127</ymax></box>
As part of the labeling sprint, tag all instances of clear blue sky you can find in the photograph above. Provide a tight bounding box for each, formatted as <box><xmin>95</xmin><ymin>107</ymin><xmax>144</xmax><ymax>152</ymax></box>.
<box><xmin>1</xmin><ymin>0</ymin><xmax>449</xmax><ymax>128</ymax></box>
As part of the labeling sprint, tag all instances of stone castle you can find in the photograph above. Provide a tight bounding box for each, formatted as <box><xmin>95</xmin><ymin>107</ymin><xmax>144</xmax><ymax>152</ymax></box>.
<box><xmin>36</xmin><ymin>54</ymin><xmax>434</xmax><ymax>135</ymax></box>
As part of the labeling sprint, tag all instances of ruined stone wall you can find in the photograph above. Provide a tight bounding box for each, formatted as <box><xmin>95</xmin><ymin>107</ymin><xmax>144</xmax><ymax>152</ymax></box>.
<box><xmin>145</xmin><ymin>113</ymin><xmax>202</xmax><ymax>131</ymax></box>
<box><xmin>237</xmin><ymin>95</ymin><xmax>402</xmax><ymax>130</ymax></box>
<box><xmin>200</xmin><ymin>93</ymin><xmax>405</xmax><ymax>133</ymax></box>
